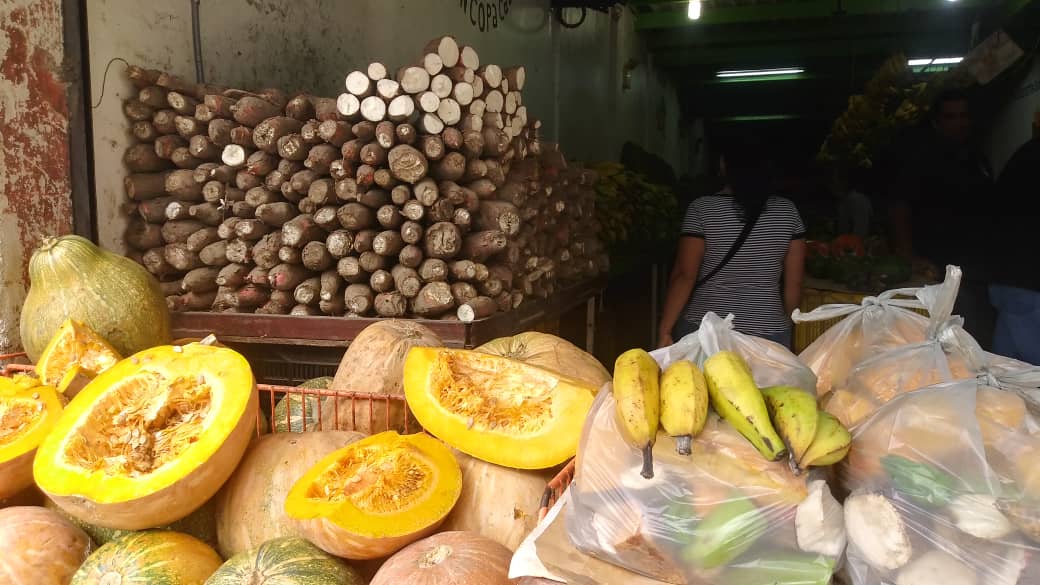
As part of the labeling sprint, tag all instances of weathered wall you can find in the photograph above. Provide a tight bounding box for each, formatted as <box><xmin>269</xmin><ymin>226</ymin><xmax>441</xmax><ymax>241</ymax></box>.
<box><xmin>86</xmin><ymin>0</ymin><xmax>682</xmax><ymax>251</ymax></box>
<box><xmin>0</xmin><ymin>0</ymin><xmax>73</xmax><ymax>352</ymax></box>
<box><xmin>87</xmin><ymin>0</ymin><xmax>196</xmax><ymax>253</ymax></box>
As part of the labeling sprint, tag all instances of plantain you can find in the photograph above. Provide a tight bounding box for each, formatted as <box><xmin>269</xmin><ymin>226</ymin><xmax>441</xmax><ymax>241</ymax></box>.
<box><xmin>761</xmin><ymin>385</ymin><xmax>819</xmax><ymax>474</ymax></box>
<box><xmin>703</xmin><ymin>351</ymin><xmax>787</xmax><ymax>461</ymax></box>
<box><xmin>659</xmin><ymin>360</ymin><xmax>709</xmax><ymax>456</ymax></box>
<box><xmin>613</xmin><ymin>348</ymin><xmax>661</xmax><ymax>479</ymax></box>
<box><xmin>798</xmin><ymin>411</ymin><xmax>852</xmax><ymax>468</ymax></box>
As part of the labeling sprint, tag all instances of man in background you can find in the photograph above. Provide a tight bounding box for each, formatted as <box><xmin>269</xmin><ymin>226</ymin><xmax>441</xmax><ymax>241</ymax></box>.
<box><xmin>887</xmin><ymin>89</ymin><xmax>996</xmax><ymax>347</ymax></box>
<box><xmin>988</xmin><ymin>113</ymin><xmax>1040</xmax><ymax>364</ymax></box>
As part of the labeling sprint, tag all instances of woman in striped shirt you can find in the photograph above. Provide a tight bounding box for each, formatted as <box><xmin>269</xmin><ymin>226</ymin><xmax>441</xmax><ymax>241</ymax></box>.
<box><xmin>657</xmin><ymin>141</ymin><xmax>806</xmax><ymax>348</ymax></box>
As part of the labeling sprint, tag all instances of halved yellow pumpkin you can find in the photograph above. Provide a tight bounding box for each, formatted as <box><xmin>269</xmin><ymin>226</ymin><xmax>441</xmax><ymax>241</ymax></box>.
<box><xmin>37</xmin><ymin>318</ymin><xmax>122</xmax><ymax>397</ymax></box>
<box><xmin>33</xmin><ymin>340</ymin><xmax>258</xmax><ymax>530</ymax></box>
<box><xmin>285</xmin><ymin>431</ymin><xmax>462</xmax><ymax>560</ymax></box>
<box><xmin>403</xmin><ymin>348</ymin><xmax>596</xmax><ymax>469</ymax></box>
<box><xmin>0</xmin><ymin>376</ymin><xmax>63</xmax><ymax>498</ymax></box>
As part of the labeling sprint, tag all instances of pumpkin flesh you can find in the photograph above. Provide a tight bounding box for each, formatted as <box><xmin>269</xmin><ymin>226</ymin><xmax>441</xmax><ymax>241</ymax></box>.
<box><xmin>34</xmin><ymin>342</ymin><xmax>258</xmax><ymax>530</ymax></box>
<box><xmin>36</xmin><ymin>318</ymin><xmax>121</xmax><ymax>396</ymax></box>
<box><xmin>205</xmin><ymin>537</ymin><xmax>364</xmax><ymax>585</ymax></box>
<box><xmin>0</xmin><ymin>505</ymin><xmax>93</xmax><ymax>585</ymax></box>
<box><xmin>476</xmin><ymin>332</ymin><xmax>611</xmax><ymax>391</ymax></box>
<box><xmin>71</xmin><ymin>530</ymin><xmax>221</xmax><ymax>585</ymax></box>
<box><xmin>21</xmin><ymin>235</ymin><xmax>171</xmax><ymax>362</ymax></box>
<box><xmin>215</xmin><ymin>430</ymin><xmax>365</xmax><ymax>558</ymax></box>
<box><xmin>0</xmin><ymin>376</ymin><xmax>63</xmax><ymax>498</ymax></box>
<box><xmin>286</xmin><ymin>431</ymin><xmax>462</xmax><ymax>560</ymax></box>
<box><xmin>369</xmin><ymin>530</ymin><xmax>513</xmax><ymax>585</ymax></box>
<box><xmin>403</xmin><ymin>348</ymin><xmax>596</xmax><ymax>469</ymax></box>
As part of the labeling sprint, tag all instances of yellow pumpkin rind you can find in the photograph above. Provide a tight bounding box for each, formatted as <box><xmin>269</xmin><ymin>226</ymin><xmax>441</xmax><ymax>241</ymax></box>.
<box><xmin>0</xmin><ymin>381</ymin><xmax>63</xmax><ymax>499</ymax></box>
<box><xmin>403</xmin><ymin>347</ymin><xmax>596</xmax><ymax>469</ymax></box>
<box><xmin>286</xmin><ymin>431</ymin><xmax>462</xmax><ymax>560</ymax></box>
<box><xmin>33</xmin><ymin>342</ymin><xmax>258</xmax><ymax>530</ymax></box>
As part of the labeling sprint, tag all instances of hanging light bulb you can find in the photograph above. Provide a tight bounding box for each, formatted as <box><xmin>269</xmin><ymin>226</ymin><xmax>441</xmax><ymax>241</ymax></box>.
<box><xmin>688</xmin><ymin>0</ymin><xmax>702</xmax><ymax>20</ymax></box>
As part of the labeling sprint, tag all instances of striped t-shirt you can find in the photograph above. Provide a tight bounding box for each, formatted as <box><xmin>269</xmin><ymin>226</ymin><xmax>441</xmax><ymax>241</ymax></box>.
<box><xmin>679</xmin><ymin>194</ymin><xmax>806</xmax><ymax>335</ymax></box>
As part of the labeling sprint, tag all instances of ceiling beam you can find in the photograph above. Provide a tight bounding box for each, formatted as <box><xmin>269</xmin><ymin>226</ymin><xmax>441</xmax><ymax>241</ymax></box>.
<box><xmin>655</xmin><ymin>32</ymin><xmax>964</xmax><ymax>68</ymax></box>
<box><xmin>634</xmin><ymin>0</ymin><xmax>994</xmax><ymax>29</ymax></box>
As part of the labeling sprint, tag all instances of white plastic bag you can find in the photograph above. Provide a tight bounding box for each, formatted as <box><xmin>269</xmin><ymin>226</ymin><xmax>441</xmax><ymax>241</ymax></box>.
<box><xmin>841</xmin><ymin>366</ymin><xmax>1040</xmax><ymax>585</ymax></box>
<box><xmin>794</xmin><ymin>266</ymin><xmax>964</xmax><ymax>397</ymax></box>
<box><xmin>565</xmin><ymin>313</ymin><xmax>837</xmax><ymax>585</ymax></box>
<box><xmin>651</xmin><ymin>312</ymin><xmax>817</xmax><ymax>392</ymax></box>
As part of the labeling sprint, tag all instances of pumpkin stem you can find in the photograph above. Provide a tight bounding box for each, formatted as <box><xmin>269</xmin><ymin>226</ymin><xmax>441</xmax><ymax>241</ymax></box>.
<box><xmin>417</xmin><ymin>544</ymin><xmax>453</xmax><ymax>568</ymax></box>
<box><xmin>199</xmin><ymin>334</ymin><xmax>219</xmax><ymax>346</ymax></box>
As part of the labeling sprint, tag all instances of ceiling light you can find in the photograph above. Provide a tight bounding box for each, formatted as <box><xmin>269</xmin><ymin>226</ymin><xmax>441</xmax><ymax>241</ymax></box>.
<box><xmin>716</xmin><ymin>68</ymin><xmax>805</xmax><ymax>78</ymax></box>
<box><xmin>908</xmin><ymin>58</ymin><xmax>933</xmax><ymax>66</ymax></box>
<box><xmin>932</xmin><ymin>57</ymin><xmax>964</xmax><ymax>65</ymax></box>
<box><xmin>688</xmin><ymin>1</ymin><xmax>702</xmax><ymax>20</ymax></box>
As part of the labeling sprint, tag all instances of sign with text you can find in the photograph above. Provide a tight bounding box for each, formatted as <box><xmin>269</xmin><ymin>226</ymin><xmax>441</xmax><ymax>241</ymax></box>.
<box><xmin>460</xmin><ymin>0</ymin><xmax>512</xmax><ymax>32</ymax></box>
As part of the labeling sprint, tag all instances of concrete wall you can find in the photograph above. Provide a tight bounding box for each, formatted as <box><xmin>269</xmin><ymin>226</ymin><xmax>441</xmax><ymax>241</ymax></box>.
<box><xmin>986</xmin><ymin>59</ymin><xmax>1040</xmax><ymax>176</ymax></box>
<box><xmin>0</xmin><ymin>0</ymin><xmax>73</xmax><ymax>352</ymax></box>
<box><xmin>86</xmin><ymin>0</ymin><xmax>682</xmax><ymax>252</ymax></box>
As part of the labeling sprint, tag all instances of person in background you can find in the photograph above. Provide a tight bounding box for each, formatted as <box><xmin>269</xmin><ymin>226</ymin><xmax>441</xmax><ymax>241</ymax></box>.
<box><xmin>657</xmin><ymin>140</ymin><xmax>807</xmax><ymax>348</ymax></box>
<box><xmin>835</xmin><ymin>167</ymin><xmax>873</xmax><ymax>237</ymax></box>
<box><xmin>887</xmin><ymin>88</ymin><xmax>995</xmax><ymax>348</ymax></box>
<box><xmin>988</xmin><ymin>113</ymin><xmax>1040</xmax><ymax>364</ymax></box>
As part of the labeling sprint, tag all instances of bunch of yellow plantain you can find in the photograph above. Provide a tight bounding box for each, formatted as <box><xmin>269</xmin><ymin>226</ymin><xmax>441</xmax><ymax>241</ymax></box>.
<box><xmin>612</xmin><ymin>350</ymin><xmax>710</xmax><ymax>479</ymax></box>
<box><xmin>702</xmin><ymin>351</ymin><xmax>853</xmax><ymax>472</ymax></box>
<box><xmin>613</xmin><ymin>349</ymin><xmax>852</xmax><ymax>480</ymax></box>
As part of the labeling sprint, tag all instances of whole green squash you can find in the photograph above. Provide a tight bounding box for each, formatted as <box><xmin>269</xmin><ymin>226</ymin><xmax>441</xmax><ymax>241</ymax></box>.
<box><xmin>205</xmin><ymin>537</ymin><xmax>363</xmax><ymax>585</ymax></box>
<box><xmin>20</xmin><ymin>235</ymin><xmax>171</xmax><ymax>361</ymax></box>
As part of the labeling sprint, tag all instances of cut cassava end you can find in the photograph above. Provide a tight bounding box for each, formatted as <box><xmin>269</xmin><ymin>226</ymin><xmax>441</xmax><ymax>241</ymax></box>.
<box><xmin>426</xmin><ymin>36</ymin><xmax>461</xmax><ymax>68</ymax></box>
<box><xmin>397</xmin><ymin>66</ymin><xmax>432</xmax><ymax>95</ymax></box>
<box><xmin>33</xmin><ymin>341</ymin><xmax>258</xmax><ymax>530</ymax></box>
<box><xmin>285</xmin><ymin>431</ymin><xmax>462</xmax><ymax>560</ymax></box>
<box><xmin>388</xmin><ymin>145</ymin><xmax>429</xmax><ymax>184</ymax></box>
<box><xmin>404</xmin><ymin>348</ymin><xmax>596</xmax><ymax>469</ymax></box>
<box><xmin>337</xmin><ymin>93</ymin><xmax>361</xmax><ymax>119</ymax></box>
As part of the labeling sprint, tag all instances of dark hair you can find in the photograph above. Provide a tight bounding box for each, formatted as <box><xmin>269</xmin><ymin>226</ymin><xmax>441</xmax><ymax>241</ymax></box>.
<box><xmin>931</xmin><ymin>88</ymin><xmax>971</xmax><ymax>118</ymax></box>
<box><xmin>719</xmin><ymin>139</ymin><xmax>774</xmax><ymax>224</ymax></box>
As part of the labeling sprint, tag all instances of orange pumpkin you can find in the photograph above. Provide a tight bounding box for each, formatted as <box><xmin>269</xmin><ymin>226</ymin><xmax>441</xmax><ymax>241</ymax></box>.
<box><xmin>321</xmin><ymin>320</ymin><xmax>442</xmax><ymax>433</ymax></box>
<box><xmin>369</xmin><ymin>531</ymin><xmax>513</xmax><ymax>585</ymax></box>
<box><xmin>439</xmin><ymin>450</ymin><xmax>553</xmax><ymax>551</ymax></box>
<box><xmin>215</xmin><ymin>430</ymin><xmax>365</xmax><ymax>558</ymax></box>
<box><xmin>0</xmin><ymin>506</ymin><xmax>93</xmax><ymax>585</ymax></box>
<box><xmin>476</xmin><ymin>332</ymin><xmax>610</xmax><ymax>391</ymax></box>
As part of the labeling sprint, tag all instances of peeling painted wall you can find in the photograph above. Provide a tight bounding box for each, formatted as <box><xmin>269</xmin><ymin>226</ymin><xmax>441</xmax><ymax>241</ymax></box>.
<box><xmin>87</xmin><ymin>0</ymin><xmax>681</xmax><ymax>252</ymax></box>
<box><xmin>0</xmin><ymin>0</ymin><xmax>73</xmax><ymax>352</ymax></box>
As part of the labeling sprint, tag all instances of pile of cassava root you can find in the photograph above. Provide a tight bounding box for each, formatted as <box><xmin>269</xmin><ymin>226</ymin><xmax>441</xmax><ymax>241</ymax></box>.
<box><xmin>120</xmin><ymin>36</ymin><xmax>608</xmax><ymax>321</ymax></box>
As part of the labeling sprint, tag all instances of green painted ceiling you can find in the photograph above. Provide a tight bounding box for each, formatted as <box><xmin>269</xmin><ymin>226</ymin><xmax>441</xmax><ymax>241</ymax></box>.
<box><xmin>629</xmin><ymin>0</ymin><xmax>1039</xmax><ymax>123</ymax></box>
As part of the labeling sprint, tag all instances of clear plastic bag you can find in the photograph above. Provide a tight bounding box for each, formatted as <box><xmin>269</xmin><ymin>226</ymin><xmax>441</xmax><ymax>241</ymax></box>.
<box><xmin>823</xmin><ymin>307</ymin><xmax>1030</xmax><ymax>430</ymax></box>
<box><xmin>841</xmin><ymin>369</ymin><xmax>1040</xmax><ymax>585</ymax></box>
<box><xmin>565</xmin><ymin>313</ymin><xmax>839</xmax><ymax>585</ymax></box>
<box><xmin>793</xmin><ymin>266</ymin><xmax>964</xmax><ymax>397</ymax></box>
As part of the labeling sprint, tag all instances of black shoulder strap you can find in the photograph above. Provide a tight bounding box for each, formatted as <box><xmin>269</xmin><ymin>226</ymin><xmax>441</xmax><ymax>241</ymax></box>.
<box><xmin>696</xmin><ymin>214</ymin><xmax>758</xmax><ymax>287</ymax></box>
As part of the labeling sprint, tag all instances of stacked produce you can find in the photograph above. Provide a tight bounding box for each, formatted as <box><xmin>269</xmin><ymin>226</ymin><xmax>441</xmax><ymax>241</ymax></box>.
<box><xmin>588</xmin><ymin>161</ymin><xmax>678</xmax><ymax>249</ymax></box>
<box><xmin>119</xmin><ymin>37</ymin><xmax>607</xmax><ymax>320</ymax></box>
<box><xmin>564</xmin><ymin>312</ymin><xmax>849</xmax><ymax>585</ymax></box>
<box><xmin>1</xmin><ymin>231</ymin><xmax>613</xmax><ymax>584</ymax></box>
<box><xmin>805</xmin><ymin>233</ymin><xmax>914</xmax><ymax>291</ymax></box>
<box><xmin>817</xmin><ymin>52</ymin><xmax>971</xmax><ymax>169</ymax></box>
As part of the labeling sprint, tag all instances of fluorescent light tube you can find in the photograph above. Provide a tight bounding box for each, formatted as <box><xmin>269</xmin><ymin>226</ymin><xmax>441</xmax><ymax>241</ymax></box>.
<box><xmin>716</xmin><ymin>68</ymin><xmax>804</xmax><ymax>78</ymax></box>
<box><xmin>688</xmin><ymin>1</ymin><xmax>702</xmax><ymax>20</ymax></box>
<box><xmin>908</xmin><ymin>58</ymin><xmax>933</xmax><ymax>66</ymax></box>
<box><xmin>932</xmin><ymin>57</ymin><xmax>963</xmax><ymax>65</ymax></box>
